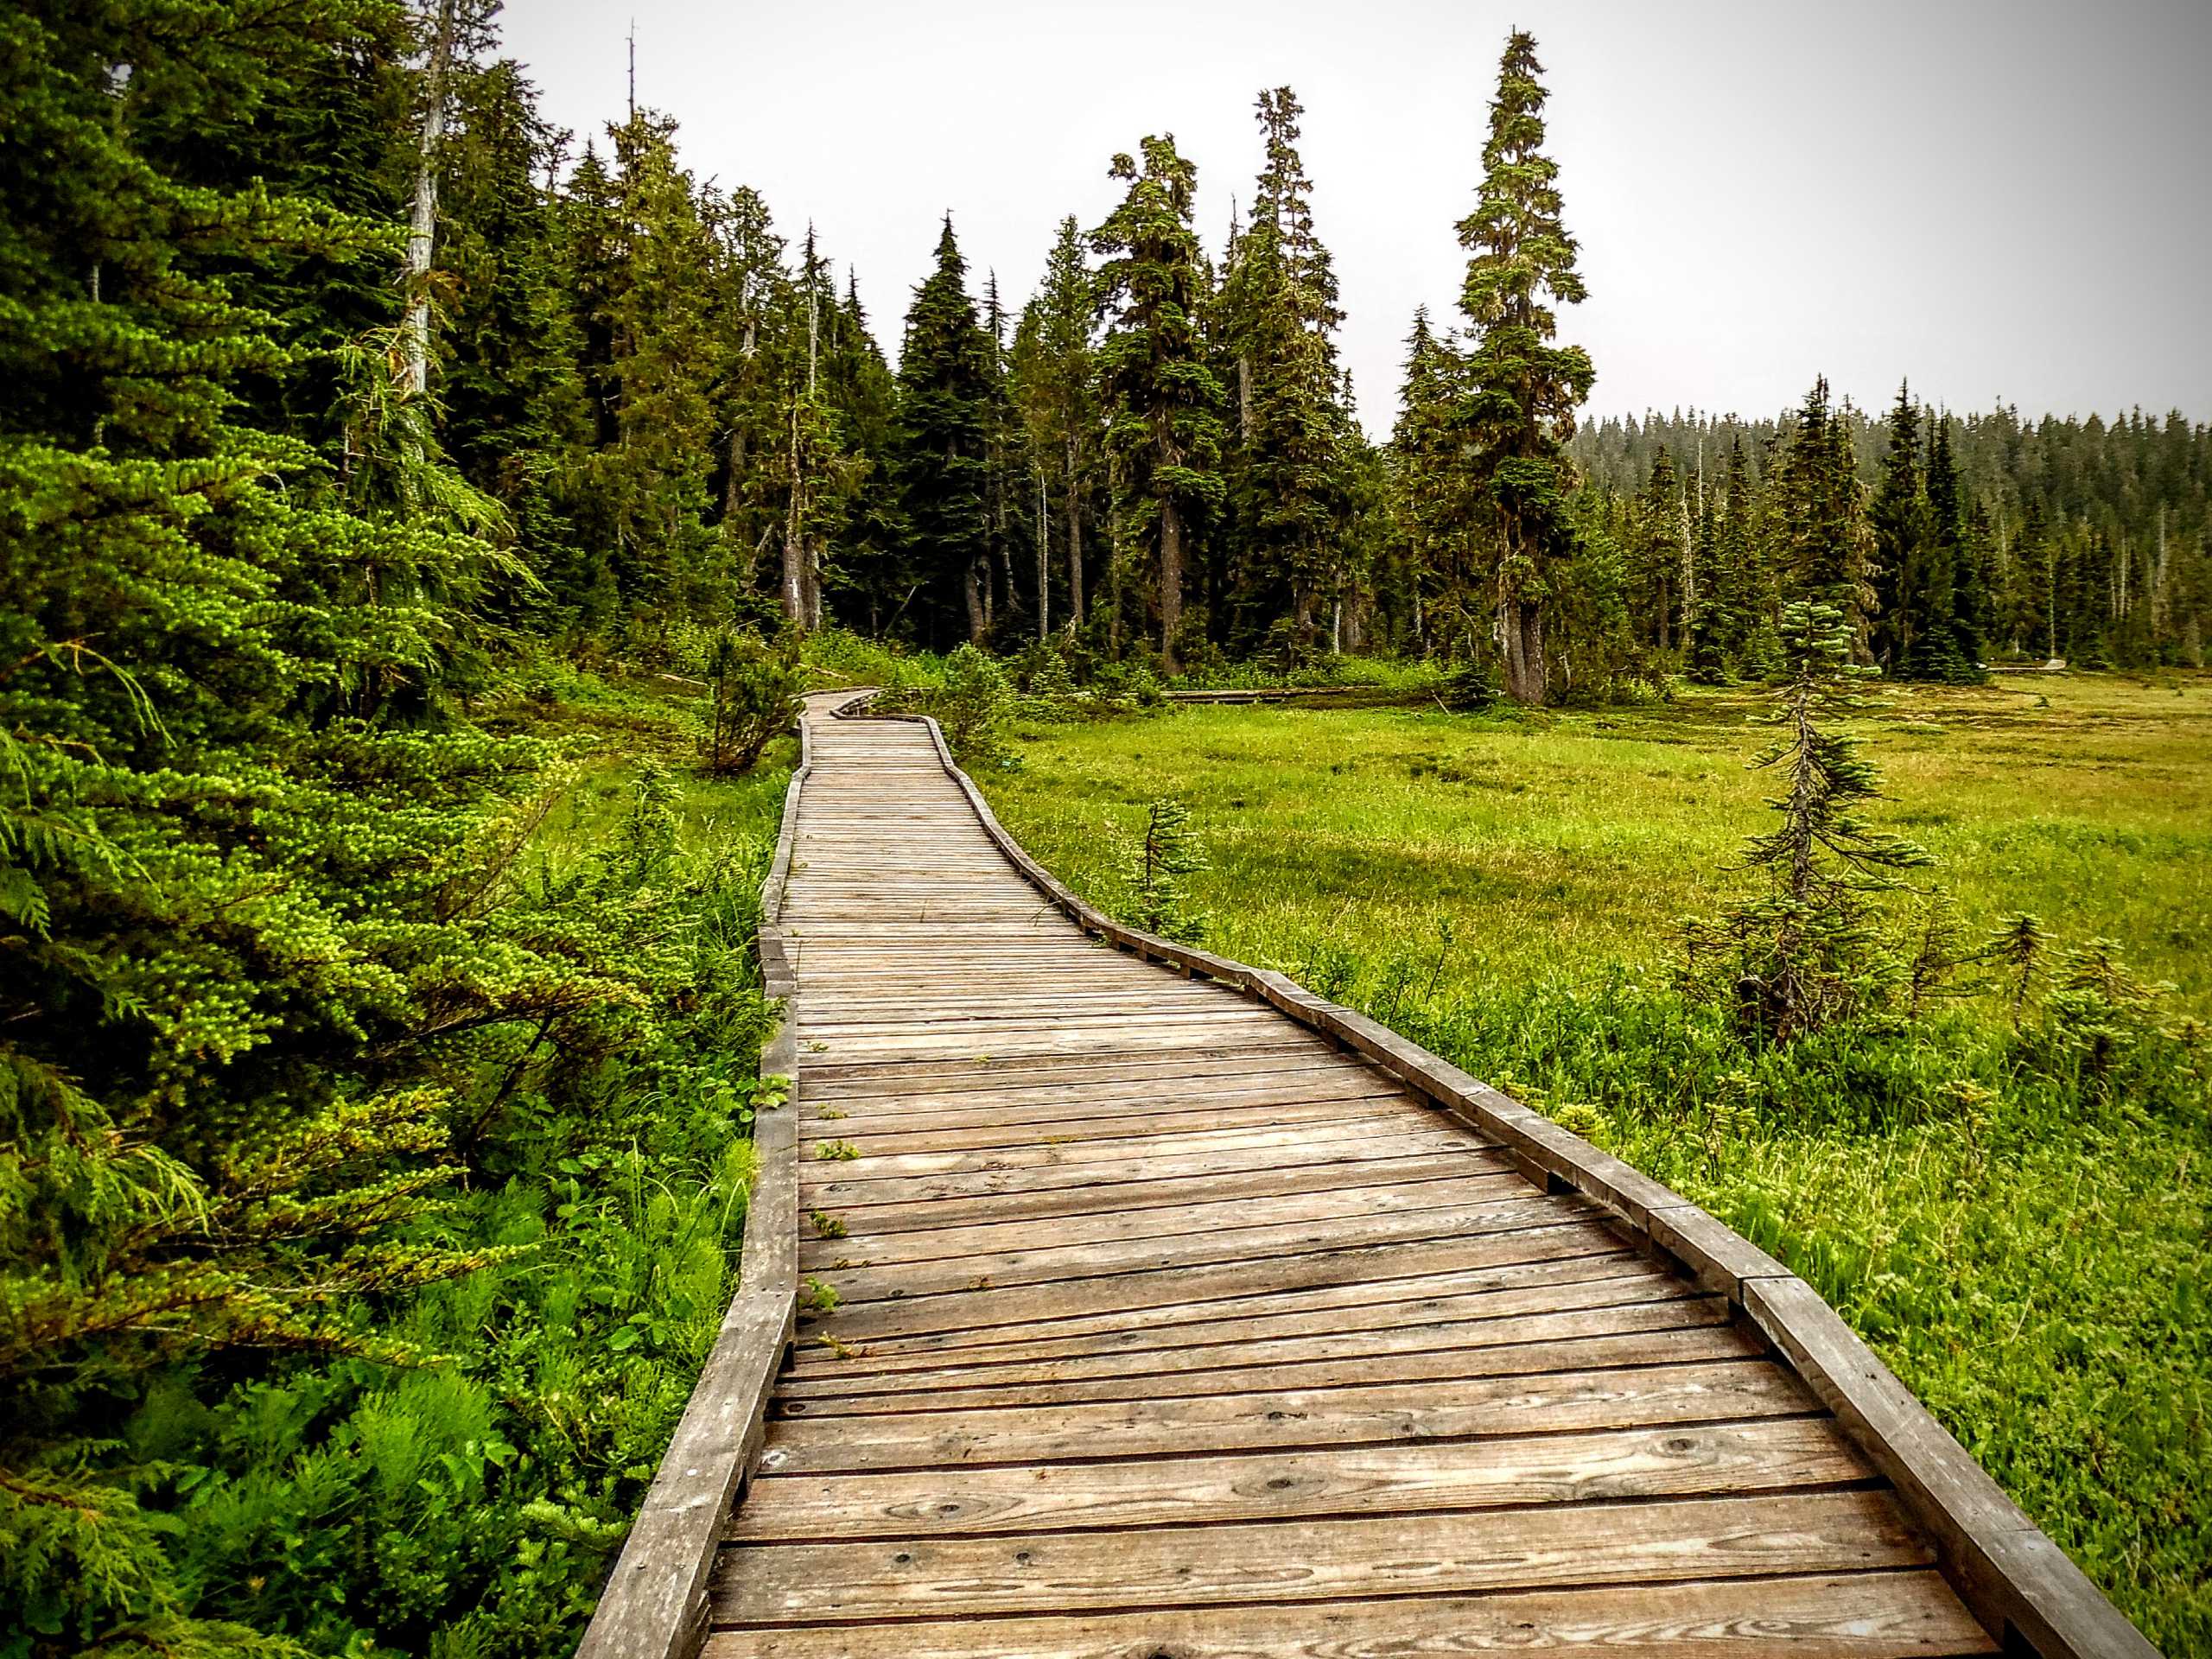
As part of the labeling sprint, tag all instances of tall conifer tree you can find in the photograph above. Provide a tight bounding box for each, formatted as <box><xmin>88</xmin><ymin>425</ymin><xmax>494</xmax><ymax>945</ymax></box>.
<box><xmin>1091</xmin><ymin>137</ymin><xmax>1227</xmax><ymax>668</ymax></box>
<box><xmin>890</xmin><ymin>217</ymin><xmax>995</xmax><ymax>645</ymax></box>
<box><xmin>1452</xmin><ymin>31</ymin><xmax>1594</xmax><ymax>703</ymax></box>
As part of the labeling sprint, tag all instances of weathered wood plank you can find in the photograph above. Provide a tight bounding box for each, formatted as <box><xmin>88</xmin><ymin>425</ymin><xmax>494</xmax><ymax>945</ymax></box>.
<box><xmin>706</xmin><ymin>1571</ymin><xmax>1993</xmax><ymax>1656</ymax></box>
<box><xmin>728</xmin><ymin>1417</ymin><xmax>1877</xmax><ymax>1541</ymax></box>
<box><xmin>763</xmin><ymin>1357</ymin><xmax>1816</xmax><ymax>1472</ymax></box>
<box><xmin>779</xmin><ymin>1295</ymin><xmax>1741</xmax><ymax>1408</ymax></box>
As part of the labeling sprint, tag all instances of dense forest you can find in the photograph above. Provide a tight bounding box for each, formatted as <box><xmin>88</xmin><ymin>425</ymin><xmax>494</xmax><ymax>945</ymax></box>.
<box><xmin>1</xmin><ymin>0</ymin><xmax>2202</xmax><ymax>1654</ymax></box>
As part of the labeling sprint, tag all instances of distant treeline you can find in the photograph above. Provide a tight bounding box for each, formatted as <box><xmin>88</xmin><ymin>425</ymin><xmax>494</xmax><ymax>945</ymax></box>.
<box><xmin>1573</xmin><ymin>401</ymin><xmax>2209</xmax><ymax>677</ymax></box>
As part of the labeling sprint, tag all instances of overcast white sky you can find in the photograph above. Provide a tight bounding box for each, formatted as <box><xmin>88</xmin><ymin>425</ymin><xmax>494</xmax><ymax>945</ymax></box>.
<box><xmin>499</xmin><ymin>0</ymin><xmax>2210</xmax><ymax>438</ymax></box>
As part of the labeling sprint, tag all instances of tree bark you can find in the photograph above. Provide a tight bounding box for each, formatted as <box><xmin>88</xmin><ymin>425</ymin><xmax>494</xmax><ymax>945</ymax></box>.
<box><xmin>963</xmin><ymin>559</ymin><xmax>987</xmax><ymax>645</ymax></box>
<box><xmin>1035</xmin><ymin>466</ymin><xmax>1050</xmax><ymax>639</ymax></box>
<box><xmin>1159</xmin><ymin>498</ymin><xmax>1184</xmax><ymax>671</ymax></box>
<box><xmin>1501</xmin><ymin>592</ymin><xmax>1547</xmax><ymax>704</ymax></box>
<box><xmin>1064</xmin><ymin>436</ymin><xmax>1084</xmax><ymax>627</ymax></box>
<box><xmin>403</xmin><ymin>0</ymin><xmax>459</xmax><ymax>398</ymax></box>
<box><xmin>780</xmin><ymin>402</ymin><xmax>806</xmax><ymax>626</ymax></box>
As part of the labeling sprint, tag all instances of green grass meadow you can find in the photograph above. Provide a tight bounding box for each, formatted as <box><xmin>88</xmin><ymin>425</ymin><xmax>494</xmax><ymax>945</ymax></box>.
<box><xmin>979</xmin><ymin>672</ymin><xmax>2212</xmax><ymax>1650</ymax></box>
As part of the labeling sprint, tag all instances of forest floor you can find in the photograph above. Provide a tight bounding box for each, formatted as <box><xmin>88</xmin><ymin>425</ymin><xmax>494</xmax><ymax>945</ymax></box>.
<box><xmin>977</xmin><ymin>671</ymin><xmax>2210</xmax><ymax>1651</ymax></box>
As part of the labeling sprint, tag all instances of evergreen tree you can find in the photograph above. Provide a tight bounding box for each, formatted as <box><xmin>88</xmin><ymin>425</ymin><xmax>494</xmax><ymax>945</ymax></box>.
<box><xmin>703</xmin><ymin>183</ymin><xmax>793</xmax><ymax>611</ymax></box>
<box><xmin>1388</xmin><ymin>308</ymin><xmax>1469</xmax><ymax>656</ymax></box>
<box><xmin>890</xmin><ymin>216</ymin><xmax>995</xmax><ymax>646</ymax></box>
<box><xmin>1869</xmin><ymin>380</ymin><xmax>1923</xmax><ymax>673</ymax></box>
<box><xmin>597</xmin><ymin>111</ymin><xmax>720</xmax><ymax>632</ymax></box>
<box><xmin>437</xmin><ymin>58</ymin><xmax>591</xmax><ymax>614</ymax></box>
<box><xmin>1773</xmin><ymin>376</ymin><xmax>1873</xmax><ymax>647</ymax></box>
<box><xmin>1091</xmin><ymin>136</ymin><xmax>1228</xmax><ymax>669</ymax></box>
<box><xmin>820</xmin><ymin>270</ymin><xmax>901</xmax><ymax>629</ymax></box>
<box><xmin>1452</xmin><ymin>31</ymin><xmax>1595</xmax><ymax>704</ymax></box>
<box><xmin>1007</xmin><ymin>217</ymin><xmax>1101</xmax><ymax>634</ymax></box>
<box><xmin>1632</xmin><ymin>446</ymin><xmax>1685</xmax><ymax>654</ymax></box>
<box><xmin>1219</xmin><ymin>87</ymin><xmax>1355</xmax><ymax>653</ymax></box>
<box><xmin>0</xmin><ymin>0</ymin><xmax>563</xmax><ymax>1630</ymax></box>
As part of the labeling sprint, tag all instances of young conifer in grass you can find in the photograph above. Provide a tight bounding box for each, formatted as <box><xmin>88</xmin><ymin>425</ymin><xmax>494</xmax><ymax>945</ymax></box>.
<box><xmin>1130</xmin><ymin>798</ymin><xmax>1209</xmax><ymax>943</ymax></box>
<box><xmin>1681</xmin><ymin>601</ymin><xmax>1930</xmax><ymax>1039</ymax></box>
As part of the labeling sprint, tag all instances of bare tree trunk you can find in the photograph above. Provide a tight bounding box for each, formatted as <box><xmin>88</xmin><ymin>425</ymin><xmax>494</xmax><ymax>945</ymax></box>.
<box><xmin>1159</xmin><ymin>499</ymin><xmax>1184</xmax><ymax>671</ymax></box>
<box><xmin>1500</xmin><ymin>592</ymin><xmax>1547</xmax><ymax>704</ymax></box>
<box><xmin>1036</xmin><ymin>465</ymin><xmax>1050</xmax><ymax>639</ymax></box>
<box><xmin>1064</xmin><ymin>436</ymin><xmax>1084</xmax><ymax>627</ymax></box>
<box><xmin>403</xmin><ymin>0</ymin><xmax>459</xmax><ymax>398</ymax></box>
<box><xmin>963</xmin><ymin>560</ymin><xmax>987</xmax><ymax>645</ymax></box>
<box><xmin>1107</xmin><ymin>491</ymin><xmax>1122</xmax><ymax>656</ymax></box>
<box><xmin>780</xmin><ymin>400</ymin><xmax>806</xmax><ymax>626</ymax></box>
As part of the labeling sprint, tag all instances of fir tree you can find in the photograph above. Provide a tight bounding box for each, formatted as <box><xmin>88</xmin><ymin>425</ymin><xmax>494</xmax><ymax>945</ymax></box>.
<box><xmin>1388</xmin><ymin>308</ymin><xmax>1467</xmax><ymax>655</ymax></box>
<box><xmin>1869</xmin><ymin>380</ymin><xmax>1923</xmax><ymax>673</ymax></box>
<box><xmin>1452</xmin><ymin>31</ymin><xmax>1595</xmax><ymax>704</ymax></box>
<box><xmin>1219</xmin><ymin>87</ymin><xmax>1355</xmax><ymax>652</ymax></box>
<box><xmin>890</xmin><ymin>216</ymin><xmax>995</xmax><ymax>646</ymax></box>
<box><xmin>1091</xmin><ymin>136</ymin><xmax>1228</xmax><ymax>670</ymax></box>
<box><xmin>1007</xmin><ymin>217</ymin><xmax>1101</xmax><ymax>633</ymax></box>
<box><xmin>1682</xmin><ymin>603</ymin><xmax>1932</xmax><ymax>1039</ymax></box>
<box><xmin>1771</xmin><ymin>377</ymin><xmax>1873</xmax><ymax>647</ymax></box>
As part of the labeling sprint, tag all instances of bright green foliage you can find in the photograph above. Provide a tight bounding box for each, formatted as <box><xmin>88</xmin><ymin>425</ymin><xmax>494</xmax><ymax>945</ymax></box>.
<box><xmin>701</xmin><ymin>632</ymin><xmax>804</xmax><ymax>774</ymax></box>
<box><xmin>1128</xmin><ymin>798</ymin><xmax>1208</xmax><ymax>942</ymax></box>
<box><xmin>1452</xmin><ymin>31</ymin><xmax>1595</xmax><ymax>705</ymax></box>
<box><xmin>1681</xmin><ymin>603</ymin><xmax>1931</xmax><ymax>1038</ymax></box>
<box><xmin>890</xmin><ymin>219</ymin><xmax>996</xmax><ymax>649</ymax></box>
<box><xmin>882</xmin><ymin>644</ymin><xmax>1016</xmax><ymax>769</ymax></box>
<box><xmin>0</xmin><ymin>5</ymin><xmax>783</xmax><ymax>1651</ymax></box>
<box><xmin>988</xmin><ymin>683</ymin><xmax>2209</xmax><ymax>1649</ymax></box>
<box><xmin>1091</xmin><ymin>136</ymin><xmax>1228</xmax><ymax>670</ymax></box>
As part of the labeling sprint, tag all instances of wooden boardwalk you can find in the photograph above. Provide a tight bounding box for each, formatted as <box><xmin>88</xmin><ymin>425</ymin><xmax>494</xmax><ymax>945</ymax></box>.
<box><xmin>696</xmin><ymin>702</ymin><xmax>2017</xmax><ymax>1657</ymax></box>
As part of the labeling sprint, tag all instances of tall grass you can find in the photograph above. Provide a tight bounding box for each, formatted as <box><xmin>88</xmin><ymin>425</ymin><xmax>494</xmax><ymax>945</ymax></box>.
<box><xmin>982</xmin><ymin>671</ymin><xmax>2211</xmax><ymax>1651</ymax></box>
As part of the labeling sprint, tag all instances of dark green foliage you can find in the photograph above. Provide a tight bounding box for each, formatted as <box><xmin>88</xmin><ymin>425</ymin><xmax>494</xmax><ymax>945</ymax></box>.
<box><xmin>1573</xmin><ymin>403</ymin><xmax>2209</xmax><ymax>674</ymax></box>
<box><xmin>1091</xmin><ymin>136</ymin><xmax>1228</xmax><ymax>670</ymax></box>
<box><xmin>1217</xmin><ymin>88</ymin><xmax>1359</xmax><ymax>654</ymax></box>
<box><xmin>0</xmin><ymin>4</ymin><xmax>785</xmax><ymax>1651</ymax></box>
<box><xmin>890</xmin><ymin>219</ymin><xmax>996</xmax><ymax>649</ymax></box>
<box><xmin>1452</xmin><ymin>31</ymin><xmax>1595</xmax><ymax>705</ymax></box>
<box><xmin>1007</xmin><ymin>218</ymin><xmax>1101</xmax><ymax>636</ymax></box>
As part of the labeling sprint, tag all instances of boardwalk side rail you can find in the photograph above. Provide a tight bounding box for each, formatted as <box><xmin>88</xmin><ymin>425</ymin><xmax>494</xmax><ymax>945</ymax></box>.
<box><xmin>846</xmin><ymin>690</ymin><xmax>2156</xmax><ymax>1659</ymax></box>
<box><xmin>573</xmin><ymin>715</ymin><xmax>811</xmax><ymax>1659</ymax></box>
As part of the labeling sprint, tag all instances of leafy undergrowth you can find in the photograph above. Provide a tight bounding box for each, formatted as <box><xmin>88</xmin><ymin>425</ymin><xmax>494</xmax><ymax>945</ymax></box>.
<box><xmin>982</xmin><ymin>671</ymin><xmax>2212</xmax><ymax>1651</ymax></box>
<box><xmin>7</xmin><ymin>669</ymin><xmax>792</xmax><ymax>1659</ymax></box>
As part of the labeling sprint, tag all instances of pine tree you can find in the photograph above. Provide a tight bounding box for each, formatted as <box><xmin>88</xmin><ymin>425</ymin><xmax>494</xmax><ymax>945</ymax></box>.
<box><xmin>1453</xmin><ymin>31</ymin><xmax>1595</xmax><ymax>704</ymax></box>
<box><xmin>1220</xmin><ymin>87</ymin><xmax>1355</xmax><ymax>653</ymax></box>
<box><xmin>1091</xmin><ymin>137</ymin><xmax>1228</xmax><ymax>670</ymax></box>
<box><xmin>598</xmin><ymin>111</ymin><xmax>720</xmax><ymax>632</ymax></box>
<box><xmin>1869</xmin><ymin>380</ymin><xmax>1923</xmax><ymax>673</ymax></box>
<box><xmin>0</xmin><ymin>0</ymin><xmax>560</xmax><ymax>1628</ymax></box>
<box><xmin>704</xmin><ymin>183</ymin><xmax>793</xmax><ymax>609</ymax></box>
<box><xmin>820</xmin><ymin>269</ymin><xmax>901</xmax><ymax>630</ymax></box>
<box><xmin>1007</xmin><ymin>217</ymin><xmax>1100</xmax><ymax>634</ymax></box>
<box><xmin>438</xmin><ymin>59</ymin><xmax>591</xmax><ymax>612</ymax></box>
<box><xmin>890</xmin><ymin>216</ymin><xmax>995</xmax><ymax>646</ymax></box>
<box><xmin>1682</xmin><ymin>604</ymin><xmax>1931</xmax><ymax>1039</ymax></box>
<box><xmin>1774</xmin><ymin>377</ymin><xmax>1874</xmax><ymax>646</ymax></box>
<box><xmin>1633</xmin><ymin>446</ymin><xmax>1684</xmax><ymax>653</ymax></box>
<box><xmin>1388</xmin><ymin>308</ymin><xmax>1467</xmax><ymax>655</ymax></box>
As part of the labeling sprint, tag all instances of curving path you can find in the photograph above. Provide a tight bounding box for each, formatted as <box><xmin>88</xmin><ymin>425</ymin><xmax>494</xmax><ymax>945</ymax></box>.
<box><xmin>690</xmin><ymin>700</ymin><xmax>2055</xmax><ymax>1658</ymax></box>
